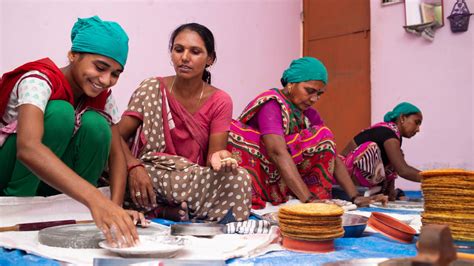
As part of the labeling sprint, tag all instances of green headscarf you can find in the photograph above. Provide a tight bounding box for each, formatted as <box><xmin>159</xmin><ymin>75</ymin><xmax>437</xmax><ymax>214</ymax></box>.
<box><xmin>383</xmin><ymin>102</ymin><xmax>421</xmax><ymax>122</ymax></box>
<box><xmin>280</xmin><ymin>57</ymin><xmax>328</xmax><ymax>87</ymax></box>
<box><xmin>71</xmin><ymin>16</ymin><xmax>129</xmax><ymax>68</ymax></box>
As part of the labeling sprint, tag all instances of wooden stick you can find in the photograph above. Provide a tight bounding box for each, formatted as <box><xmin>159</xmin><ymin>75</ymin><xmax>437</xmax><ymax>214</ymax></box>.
<box><xmin>0</xmin><ymin>219</ymin><xmax>94</xmax><ymax>232</ymax></box>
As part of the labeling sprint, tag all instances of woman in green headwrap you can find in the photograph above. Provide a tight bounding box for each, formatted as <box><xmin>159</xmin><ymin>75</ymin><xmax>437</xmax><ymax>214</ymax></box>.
<box><xmin>340</xmin><ymin>102</ymin><xmax>423</xmax><ymax>200</ymax></box>
<box><xmin>0</xmin><ymin>16</ymin><xmax>144</xmax><ymax>247</ymax></box>
<box><xmin>228</xmin><ymin>57</ymin><xmax>385</xmax><ymax>208</ymax></box>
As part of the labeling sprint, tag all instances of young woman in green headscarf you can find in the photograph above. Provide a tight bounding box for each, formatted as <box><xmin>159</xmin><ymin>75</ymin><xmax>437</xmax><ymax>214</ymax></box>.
<box><xmin>340</xmin><ymin>102</ymin><xmax>423</xmax><ymax>200</ymax></box>
<box><xmin>228</xmin><ymin>57</ymin><xmax>386</xmax><ymax>209</ymax></box>
<box><xmin>0</xmin><ymin>16</ymin><xmax>144</xmax><ymax>247</ymax></box>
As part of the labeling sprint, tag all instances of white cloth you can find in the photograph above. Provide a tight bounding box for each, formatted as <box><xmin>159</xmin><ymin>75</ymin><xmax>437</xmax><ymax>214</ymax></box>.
<box><xmin>0</xmin><ymin>189</ymin><xmax>282</xmax><ymax>265</ymax></box>
<box><xmin>225</xmin><ymin>220</ymin><xmax>271</xmax><ymax>234</ymax></box>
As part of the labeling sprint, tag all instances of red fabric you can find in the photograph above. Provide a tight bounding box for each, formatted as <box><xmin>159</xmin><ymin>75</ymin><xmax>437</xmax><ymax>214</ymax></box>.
<box><xmin>229</xmin><ymin>121</ymin><xmax>335</xmax><ymax>209</ymax></box>
<box><xmin>246</xmin><ymin>147</ymin><xmax>334</xmax><ymax>209</ymax></box>
<box><xmin>0</xmin><ymin>58</ymin><xmax>108</xmax><ymax>119</ymax></box>
<box><xmin>228</xmin><ymin>89</ymin><xmax>336</xmax><ymax>209</ymax></box>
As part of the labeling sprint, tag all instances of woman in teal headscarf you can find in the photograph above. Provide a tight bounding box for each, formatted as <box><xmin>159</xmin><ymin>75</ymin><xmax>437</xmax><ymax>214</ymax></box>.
<box><xmin>228</xmin><ymin>57</ymin><xmax>385</xmax><ymax>208</ymax></box>
<box><xmin>0</xmin><ymin>16</ymin><xmax>144</xmax><ymax>247</ymax></box>
<box><xmin>340</xmin><ymin>102</ymin><xmax>423</xmax><ymax>200</ymax></box>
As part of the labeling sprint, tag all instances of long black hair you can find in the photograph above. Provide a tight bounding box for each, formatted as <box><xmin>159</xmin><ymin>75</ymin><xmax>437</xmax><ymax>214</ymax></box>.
<box><xmin>169</xmin><ymin>23</ymin><xmax>216</xmax><ymax>84</ymax></box>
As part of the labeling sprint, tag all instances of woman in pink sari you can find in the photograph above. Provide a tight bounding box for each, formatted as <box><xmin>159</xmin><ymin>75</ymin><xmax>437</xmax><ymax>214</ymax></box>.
<box><xmin>228</xmin><ymin>57</ymin><xmax>386</xmax><ymax>209</ymax></box>
<box><xmin>118</xmin><ymin>23</ymin><xmax>251</xmax><ymax>222</ymax></box>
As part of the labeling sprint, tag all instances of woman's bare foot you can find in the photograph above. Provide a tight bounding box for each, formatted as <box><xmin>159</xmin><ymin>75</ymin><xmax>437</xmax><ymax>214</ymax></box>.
<box><xmin>145</xmin><ymin>202</ymin><xmax>189</xmax><ymax>222</ymax></box>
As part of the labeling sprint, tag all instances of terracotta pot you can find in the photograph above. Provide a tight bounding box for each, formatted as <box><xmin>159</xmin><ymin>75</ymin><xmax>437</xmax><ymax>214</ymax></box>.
<box><xmin>281</xmin><ymin>236</ymin><xmax>335</xmax><ymax>253</ymax></box>
<box><xmin>368</xmin><ymin>212</ymin><xmax>416</xmax><ymax>243</ymax></box>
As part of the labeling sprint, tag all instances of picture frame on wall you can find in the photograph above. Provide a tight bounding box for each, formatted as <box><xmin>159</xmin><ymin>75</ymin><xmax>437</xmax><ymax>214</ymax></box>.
<box><xmin>381</xmin><ymin>0</ymin><xmax>404</xmax><ymax>6</ymax></box>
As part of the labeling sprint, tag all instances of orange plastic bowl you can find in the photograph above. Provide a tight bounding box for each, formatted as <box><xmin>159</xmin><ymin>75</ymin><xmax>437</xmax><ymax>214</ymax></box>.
<box><xmin>281</xmin><ymin>236</ymin><xmax>335</xmax><ymax>253</ymax></box>
<box><xmin>367</xmin><ymin>212</ymin><xmax>416</xmax><ymax>243</ymax></box>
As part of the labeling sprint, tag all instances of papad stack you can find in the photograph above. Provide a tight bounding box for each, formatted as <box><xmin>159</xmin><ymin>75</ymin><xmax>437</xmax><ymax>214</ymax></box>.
<box><xmin>278</xmin><ymin>203</ymin><xmax>344</xmax><ymax>241</ymax></box>
<box><xmin>421</xmin><ymin>169</ymin><xmax>474</xmax><ymax>241</ymax></box>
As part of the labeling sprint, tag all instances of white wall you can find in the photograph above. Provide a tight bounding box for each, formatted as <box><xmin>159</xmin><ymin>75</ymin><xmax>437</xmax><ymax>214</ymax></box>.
<box><xmin>371</xmin><ymin>0</ymin><xmax>474</xmax><ymax>190</ymax></box>
<box><xmin>0</xmin><ymin>0</ymin><xmax>301</xmax><ymax>116</ymax></box>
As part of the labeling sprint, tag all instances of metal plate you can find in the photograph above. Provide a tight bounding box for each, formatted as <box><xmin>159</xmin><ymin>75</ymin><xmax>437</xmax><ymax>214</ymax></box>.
<box><xmin>170</xmin><ymin>223</ymin><xmax>225</xmax><ymax>237</ymax></box>
<box><xmin>38</xmin><ymin>223</ymin><xmax>168</xmax><ymax>249</ymax></box>
<box><xmin>260</xmin><ymin>212</ymin><xmax>278</xmax><ymax>225</ymax></box>
<box><xmin>98</xmin><ymin>235</ymin><xmax>185</xmax><ymax>258</ymax></box>
<box><xmin>370</xmin><ymin>200</ymin><xmax>424</xmax><ymax>210</ymax></box>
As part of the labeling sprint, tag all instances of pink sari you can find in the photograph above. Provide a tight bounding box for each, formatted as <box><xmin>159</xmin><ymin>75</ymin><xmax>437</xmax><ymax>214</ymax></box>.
<box><xmin>340</xmin><ymin>122</ymin><xmax>400</xmax><ymax>187</ymax></box>
<box><xmin>166</xmin><ymin>85</ymin><xmax>209</xmax><ymax>166</ymax></box>
<box><xmin>228</xmin><ymin>89</ymin><xmax>336</xmax><ymax>209</ymax></box>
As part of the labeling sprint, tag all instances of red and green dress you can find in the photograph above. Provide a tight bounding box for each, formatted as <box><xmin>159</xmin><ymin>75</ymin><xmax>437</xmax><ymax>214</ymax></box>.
<box><xmin>228</xmin><ymin>89</ymin><xmax>336</xmax><ymax>209</ymax></box>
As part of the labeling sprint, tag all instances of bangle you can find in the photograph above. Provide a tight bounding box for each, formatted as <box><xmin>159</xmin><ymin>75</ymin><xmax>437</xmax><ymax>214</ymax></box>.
<box><xmin>127</xmin><ymin>163</ymin><xmax>144</xmax><ymax>172</ymax></box>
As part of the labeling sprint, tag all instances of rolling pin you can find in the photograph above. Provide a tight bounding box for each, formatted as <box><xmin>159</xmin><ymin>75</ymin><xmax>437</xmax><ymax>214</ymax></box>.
<box><xmin>0</xmin><ymin>219</ymin><xmax>93</xmax><ymax>232</ymax></box>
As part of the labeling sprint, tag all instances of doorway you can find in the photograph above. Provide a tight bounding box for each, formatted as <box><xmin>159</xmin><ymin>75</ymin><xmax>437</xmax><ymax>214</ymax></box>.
<box><xmin>303</xmin><ymin>0</ymin><xmax>371</xmax><ymax>150</ymax></box>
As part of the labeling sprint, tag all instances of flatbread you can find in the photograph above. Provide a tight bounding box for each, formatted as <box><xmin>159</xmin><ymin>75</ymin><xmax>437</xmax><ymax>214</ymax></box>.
<box><xmin>281</xmin><ymin>229</ymin><xmax>345</xmax><ymax>241</ymax></box>
<box><xmin>279</xmin><ymin>221</ymin><xmax>341</xmax><ymax>231</ymax></box>
<box><xmin>278</xmin><ymin>212</ymin><xmax>341</xmax><ymax>222</ymax></box>
<box><xmin>421</xmin><ymin>168</ymin><xmax>474</xmax><ymax>241</ymax></box>
<box><xmin>278</xmin><ymin>217</ymin><xmax>342</xmax><ymax>226</ymax></box>
<box><xmin>421</xmin><ymin>169</ymin><xmax>474</xmax><ymax>177</ymax></box>
<box><xmin>279</xmin><ymin>203</ymin><xmax>343</xmax><ymax>217</ymax></box>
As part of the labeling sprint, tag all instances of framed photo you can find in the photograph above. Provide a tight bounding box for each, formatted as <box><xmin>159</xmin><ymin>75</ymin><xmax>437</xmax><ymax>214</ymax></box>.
<box><xmin>381</xmin><ymin>0</ymin><xmax>404</xmax><ymax>6</ymax></box>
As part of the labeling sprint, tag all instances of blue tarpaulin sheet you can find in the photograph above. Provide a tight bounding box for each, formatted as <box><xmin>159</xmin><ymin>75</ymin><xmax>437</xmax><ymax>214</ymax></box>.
<box><xmin>0</xmin><ymin>191</ymin><xmax>423</xmax><ymax>266</ymax></box>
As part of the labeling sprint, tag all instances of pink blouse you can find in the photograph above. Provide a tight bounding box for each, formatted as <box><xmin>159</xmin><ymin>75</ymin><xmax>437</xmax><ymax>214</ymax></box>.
<box><xmin>248</xmin><ymin>100</ymin><xmax>323</xmax><ymax>136</ymax></box>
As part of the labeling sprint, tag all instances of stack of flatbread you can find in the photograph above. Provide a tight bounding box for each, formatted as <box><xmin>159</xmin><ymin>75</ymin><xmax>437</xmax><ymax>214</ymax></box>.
<box><xmin>421</xmin><ymin>169</ymin><xmax>474</xmax><ymax>241</ymax></box>
<box><xmin>278</xmin><ymin>203</ymin><xmax>344</xmax><ymax>241</ymax></box>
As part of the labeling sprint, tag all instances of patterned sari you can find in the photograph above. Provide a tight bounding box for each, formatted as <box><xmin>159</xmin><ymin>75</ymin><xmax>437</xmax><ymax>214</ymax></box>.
<box><xmin>227</xmin><ymin>89</ymin><xmax>336</xmax><ymax>209</ymax></box>
<box><xmin>122</xmin><ymin>77</ymin><xmax>252</xmax><ymax>221</ymax></box>
<box><xmin>340</xmin><ymin>122</ymin><xmax>401</xmax><ymax>188</ymax></box>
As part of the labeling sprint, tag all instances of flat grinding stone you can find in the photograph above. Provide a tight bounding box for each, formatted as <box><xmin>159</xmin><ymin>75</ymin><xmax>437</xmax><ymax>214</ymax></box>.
<box><xmin>38</xmin><ymin>223</ymin><xmax>168</xmax><ymax>249</ymax></box>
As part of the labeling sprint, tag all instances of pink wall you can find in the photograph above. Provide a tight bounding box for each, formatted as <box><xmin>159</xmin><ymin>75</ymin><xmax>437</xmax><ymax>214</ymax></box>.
<box><xmin>3</xmin><ymin>0</ymin><xmax>472</xmax><ymax>192</ymax></box>
<box><xmin>371</xmin><ymin>0</ymin><xmax>474</xmax><ymax>190</ymax></box>
<box><xmin>0</xmin><ymin>0</ymin><xmax>301</xmax><ymax>116</ymax></box>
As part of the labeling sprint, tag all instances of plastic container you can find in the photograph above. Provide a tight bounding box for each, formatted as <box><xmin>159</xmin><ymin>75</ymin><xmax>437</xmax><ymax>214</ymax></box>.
<box><xmin>282</xmin><ymin>236</ymin><xmax>335</xmax><ymax>253</ymax></box>
<box><xmin>342</xmin><ymin>213</ymin><xmax>368</xmax><ymax>238</ymax></box>
<box><xmin>367</xmin><ymin>212</ymin><xmax>416</xmax><ymax>243</ymax></box>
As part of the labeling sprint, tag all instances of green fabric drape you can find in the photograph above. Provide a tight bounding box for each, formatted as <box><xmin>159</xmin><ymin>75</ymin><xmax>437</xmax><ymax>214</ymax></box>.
<box><xmin>0</xmin><ymin>100</ymin><xmax>111</xmax><ymax>196</ymax></box>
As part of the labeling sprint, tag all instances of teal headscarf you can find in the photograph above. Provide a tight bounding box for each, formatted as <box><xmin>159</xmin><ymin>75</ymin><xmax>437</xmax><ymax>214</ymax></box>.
<box><xmin>280</xmin><ymin>57</ymin><xmax>328</xmax><ymax>87</ymax></box>
<box><xmin>383</xmin><ymin>102</ymin><xmax>421</xmax><ymax>122</ymax></box>
<box><xmin>71</xmin><ymin>16</ymin><xmax>129</xmax><ymax>68</ymax></box>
